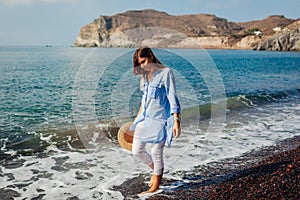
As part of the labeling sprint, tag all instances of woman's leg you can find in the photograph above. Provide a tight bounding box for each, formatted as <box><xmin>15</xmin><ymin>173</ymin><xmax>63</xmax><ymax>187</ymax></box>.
<box><xmin>132</xmin><ymin>139</ymin><xmax>165</xmax><ymax>193</ymax></box>
<box><xmin>132</xmin><ymin>138</ymin><xmax>153</xmax><ymax>168</ymax></box>
<box><xmin>146</xmin><ymin>141</ymin><xmax>165</xmax><ymax>193</ymax></box>
<box><xmin>151</xmin><ymin>141</ymin><xmax>165</xmax><ymax>176</ymax></box>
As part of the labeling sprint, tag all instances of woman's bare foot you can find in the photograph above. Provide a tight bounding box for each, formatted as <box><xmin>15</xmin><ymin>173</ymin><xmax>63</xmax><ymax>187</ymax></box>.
<box><xmin>140</xmin><ymin>174</ymin><xmax>162</xmax><ymax>194</ymax></box>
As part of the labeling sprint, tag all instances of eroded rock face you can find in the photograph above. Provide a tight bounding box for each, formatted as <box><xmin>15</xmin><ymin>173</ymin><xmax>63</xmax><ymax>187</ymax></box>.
<box><xmin>253</xmin><ymin>20</ymin><xmax>300</xmax><ymax>51</ymax></box>
<box><xmin>74</xmin><ymin>9</ymin><xmax>298</xmax><ymax>50</ymax></box>
<box><xmin>74</xmin><ymin>23</ymin><xmax>100</xmax><ymax>47</ymax></box>
<box><xmin>74</xmin><ymin>9</ymin><xmax>244</xmax><ymax>48</ymax></box>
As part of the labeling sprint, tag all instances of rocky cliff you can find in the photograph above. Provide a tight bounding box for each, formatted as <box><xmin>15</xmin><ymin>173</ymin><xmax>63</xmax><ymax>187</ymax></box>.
<box><xmin>253</xmin><ymin>19</ymin><xmax>300</xmax><ymax>51</ymax></box>
<box><xmin>74</xmin><ymin>9</ymin><xmax>297</xmax><ymax>50</ymax></box>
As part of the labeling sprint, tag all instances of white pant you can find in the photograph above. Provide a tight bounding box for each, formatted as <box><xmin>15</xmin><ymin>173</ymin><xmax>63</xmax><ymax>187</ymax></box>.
<box><xmin>132</xmin><ymin>138</ymin><xmax>165</xmax><ymax>175</ymax></box>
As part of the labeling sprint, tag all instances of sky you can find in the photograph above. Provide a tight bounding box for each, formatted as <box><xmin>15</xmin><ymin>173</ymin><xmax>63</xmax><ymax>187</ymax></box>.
<box><xmin>0</xmin><ymin>0</ymin><xmax>299</xmax><ymax>46</ymax></box>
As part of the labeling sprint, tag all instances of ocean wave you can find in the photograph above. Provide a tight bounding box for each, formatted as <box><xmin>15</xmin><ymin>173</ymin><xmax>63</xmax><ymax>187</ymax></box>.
<box><xmin>1</xmin><ymin>89</ymin><xmax>299</xmax><ymax>161</ymax></box>
<box><xmin>228</xmin><ymin>88</ymin><xmax>300</xmax><ymax>108</ymax></box>
<box><xmin>182</xmin><ymin>88</ymin><xmax>300</xmax><ymax>121</ymax></box>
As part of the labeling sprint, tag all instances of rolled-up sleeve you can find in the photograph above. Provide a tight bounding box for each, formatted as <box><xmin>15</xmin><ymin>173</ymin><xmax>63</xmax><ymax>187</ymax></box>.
<box><xmin>165</xmin><ymin>69</ymin><xmax>181</xmax><ymax>114</ymax></box>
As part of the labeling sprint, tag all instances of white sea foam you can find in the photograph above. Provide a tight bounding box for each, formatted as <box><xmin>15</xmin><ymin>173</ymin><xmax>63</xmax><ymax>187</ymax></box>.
<box><xmin>0</xmin><ymin>138</ymin><xmax>8</xmax><ymax>151</ymax></box>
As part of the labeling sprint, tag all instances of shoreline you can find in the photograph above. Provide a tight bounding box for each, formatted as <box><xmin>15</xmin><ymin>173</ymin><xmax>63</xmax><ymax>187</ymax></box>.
<box><xmin>113</xmin><ymin>135</ymin><xmax>300</xmax><ymax>199</ymax></box>
<box><xmin>149</xmin><ymin>135</ymin><xmax>300</xmax><ymax>200</ymax></box>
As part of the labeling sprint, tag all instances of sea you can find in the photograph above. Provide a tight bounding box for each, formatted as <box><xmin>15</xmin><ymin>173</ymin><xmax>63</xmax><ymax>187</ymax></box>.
<box><xmin>0</xmin><ymin>46</ymin><xmax>299</xmax><ymax>199</ymax></box>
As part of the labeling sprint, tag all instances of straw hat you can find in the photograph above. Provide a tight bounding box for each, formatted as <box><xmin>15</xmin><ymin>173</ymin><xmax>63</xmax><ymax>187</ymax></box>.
<box><xmin>118</xmin><ymin>122</ymin><xmax>134</xmax><ymax>151</ymax></box>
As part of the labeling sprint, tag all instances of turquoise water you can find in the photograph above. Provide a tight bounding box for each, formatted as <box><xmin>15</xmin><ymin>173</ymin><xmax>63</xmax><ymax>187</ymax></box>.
<box><xmin>0</xmin><ymin>47</ymin><xmax>300</xmax><ymax>159</ymax></box>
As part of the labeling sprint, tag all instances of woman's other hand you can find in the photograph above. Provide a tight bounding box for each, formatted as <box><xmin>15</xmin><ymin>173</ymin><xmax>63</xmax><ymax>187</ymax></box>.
<box><xmin>173</xmin><ymin>120</ymin><xmax>181</xmax><ymax>138</ymax></box>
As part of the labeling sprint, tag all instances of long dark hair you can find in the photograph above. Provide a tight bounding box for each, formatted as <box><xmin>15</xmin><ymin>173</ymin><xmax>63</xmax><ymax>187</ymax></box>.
<box><xmin>133</xmin><ymin>47</ymin><xmax>162</xmax><ymax>75</ymax></box>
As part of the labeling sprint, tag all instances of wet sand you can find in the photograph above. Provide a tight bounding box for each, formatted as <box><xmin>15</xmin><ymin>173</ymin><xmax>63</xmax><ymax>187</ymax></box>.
<box><xmin>114</xmin><ymin>135</ymin><xmax>300</xmax><ymax>199</ymax></box>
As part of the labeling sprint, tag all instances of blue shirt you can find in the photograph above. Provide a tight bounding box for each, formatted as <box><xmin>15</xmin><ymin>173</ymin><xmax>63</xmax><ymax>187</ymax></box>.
<box><xmin>130</xmin><ymin>67</ymin><xmax>181</xmax><ymax>146</ymax></box>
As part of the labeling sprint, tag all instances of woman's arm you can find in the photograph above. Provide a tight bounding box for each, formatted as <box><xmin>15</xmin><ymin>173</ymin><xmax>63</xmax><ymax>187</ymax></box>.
<box><xmin>165</xmin><ymin>69</ymin><xmax>181</xmax><ymax>114</ymax></box>
<box><xmin>134</xmin><ymin>77</ymin><xmax>144</xmax><ymax>121</ymax></box>
<box><xmin>164</xmin><ymin>69</ymin><xmax>181</xmax><ymax>138</ymax></box>
<box><xmin>173</xmin><ymin>113</ymin><xmax>181</xmax><ymax>138</ymax></box>
<box><xmin>135</xmin><ymin>105</ymin><xmax>142</xmax><ymax>119</ymax></box>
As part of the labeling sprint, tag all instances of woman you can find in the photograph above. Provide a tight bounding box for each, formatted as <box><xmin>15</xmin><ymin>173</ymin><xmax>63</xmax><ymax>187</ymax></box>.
<box><xmin>130</xmin><ymin>47</ymin><xmax>181</xmax><ymax>194</ymax></box>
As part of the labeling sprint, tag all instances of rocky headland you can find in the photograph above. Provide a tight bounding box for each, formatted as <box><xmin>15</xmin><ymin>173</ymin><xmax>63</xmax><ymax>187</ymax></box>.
<box><xmin>74</xmin><ymin>9</ymin><xmax>299</xmax><ymax>51</ymax></box>
<box><xmin>253</xmin><ymin>19</ymin><xmax>300</xmax><ymax>51</ymax></box>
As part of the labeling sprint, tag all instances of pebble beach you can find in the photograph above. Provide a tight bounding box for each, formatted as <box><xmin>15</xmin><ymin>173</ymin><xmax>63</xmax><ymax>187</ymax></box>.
<box><xmin>114</xmin><ymin>135</ymin><xmax>300</xmax><ymax>200</ymax></box>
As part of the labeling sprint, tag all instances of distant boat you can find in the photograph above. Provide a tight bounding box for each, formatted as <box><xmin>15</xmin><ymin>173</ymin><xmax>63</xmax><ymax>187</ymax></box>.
<box><xmin>45</xmin><ymin>45</ymin><xmax>52</xmax><ymax>47</ymax></box>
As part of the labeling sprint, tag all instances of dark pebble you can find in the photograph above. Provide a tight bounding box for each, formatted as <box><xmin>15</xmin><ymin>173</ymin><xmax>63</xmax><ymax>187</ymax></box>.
<box><xmin>0</xmin><ymin>188</ymin><xmax>21</xmax><ymax>200</ymax></box>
